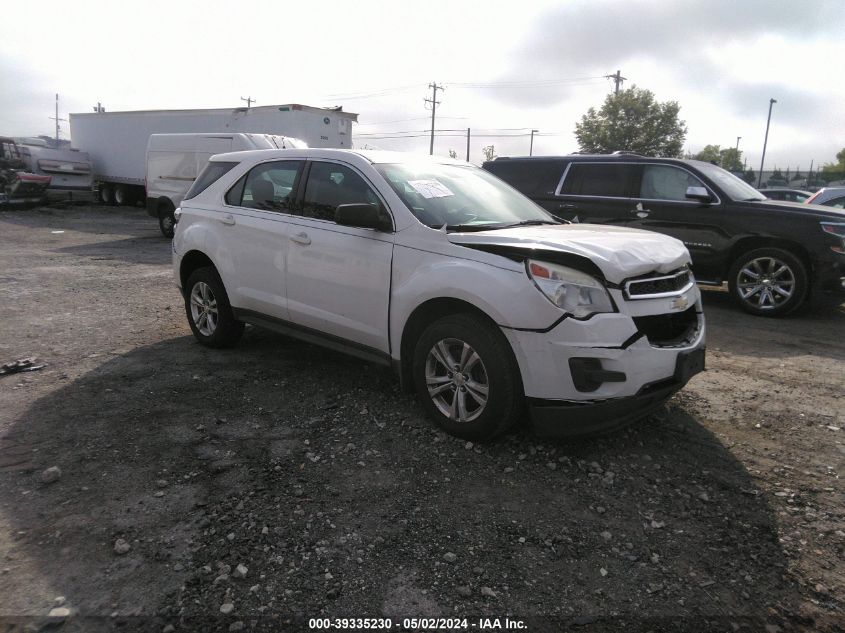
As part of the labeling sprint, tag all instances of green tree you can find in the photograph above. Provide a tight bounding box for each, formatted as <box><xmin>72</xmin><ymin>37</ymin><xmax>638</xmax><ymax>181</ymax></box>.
<box><xmin>821</xmin><ymin>148</ymin><xmax>845</xmax><ymax>174</ymax></box>
<box><xmin>694</xmin><ymin>145</ymin><xmax>742</xmax><ymax>171</ymax></box>
<box><xmin>481</xmin><ymin>145</ymin><xmax>496</xmax><ymax>162</ymax></box>
<box><xmin>695</xmin><ymin>145</ymin><xmax>722</xmax><ymax>163</ymax></box>
<box><xmin>574</xmin><ymin>86</ymin><xmax>687</xmax><ymax>157</ymax></box>
<box><xmin>742</xmin><ymin>168</ymin><xmax>756</xmax><ymax>185</ymax></box>
<box><xmin>719</xmin><ymin>148</ymin><xmax>743</xmax><ymax>172</ymax></box>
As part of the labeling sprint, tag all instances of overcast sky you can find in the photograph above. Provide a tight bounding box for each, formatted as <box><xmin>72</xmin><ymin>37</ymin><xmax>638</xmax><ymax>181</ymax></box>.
<box><xmin>2</xmin><ymin>0</ymin><xmax>843</xmax><ymax>171</ymax></box>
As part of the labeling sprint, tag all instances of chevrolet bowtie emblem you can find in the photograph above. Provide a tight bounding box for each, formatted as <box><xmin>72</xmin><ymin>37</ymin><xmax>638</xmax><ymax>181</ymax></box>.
<box><xmin>671</xmin><ymin>296</ymin><xmax>689</xmax><ymax>311</ymax></box>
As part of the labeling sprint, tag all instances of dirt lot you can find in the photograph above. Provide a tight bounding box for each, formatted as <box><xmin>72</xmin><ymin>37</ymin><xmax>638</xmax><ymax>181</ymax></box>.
<box><xmin>0</xmin><ymin>205</ymin><xmax>842</xmax><ymax>632</ymax></box>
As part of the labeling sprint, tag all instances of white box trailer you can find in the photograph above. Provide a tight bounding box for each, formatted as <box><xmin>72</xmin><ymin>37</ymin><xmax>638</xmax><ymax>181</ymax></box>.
<box><xmin>69</xmin><ymin>104</ymin><xmax>357</xmax><ymax>204</ymax></box>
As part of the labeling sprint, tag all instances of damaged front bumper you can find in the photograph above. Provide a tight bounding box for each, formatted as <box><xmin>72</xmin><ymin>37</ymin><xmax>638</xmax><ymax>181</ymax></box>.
<box><xmin>502</xmin><ymin>286</ymin><xmax>706</xmax><ymax>437</ymax></box>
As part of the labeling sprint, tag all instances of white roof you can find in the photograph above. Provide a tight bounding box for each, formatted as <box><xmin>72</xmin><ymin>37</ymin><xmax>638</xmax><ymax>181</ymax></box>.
<box><xmin>209</xmin><ymin>147</ymin><xmax>470</xmax><ymax>167</ymax></box>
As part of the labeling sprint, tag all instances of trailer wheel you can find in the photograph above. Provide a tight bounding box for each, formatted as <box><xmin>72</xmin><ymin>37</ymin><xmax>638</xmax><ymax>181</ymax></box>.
<box><xmin>114</xmin><ymin>185</ymin><xmax>133</xmax><ymax>206</ymax></box>
<box><xmin>99</xmin><ymin>184</ymin><xmax>114</xmax><ymax>205</ymax></box>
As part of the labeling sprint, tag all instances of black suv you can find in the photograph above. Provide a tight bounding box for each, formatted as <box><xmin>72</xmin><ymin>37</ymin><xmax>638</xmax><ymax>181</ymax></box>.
<box><xmin>483</xmin><ymin>154</ymin><xmax>845</xmax><ymax>316</ymax></box>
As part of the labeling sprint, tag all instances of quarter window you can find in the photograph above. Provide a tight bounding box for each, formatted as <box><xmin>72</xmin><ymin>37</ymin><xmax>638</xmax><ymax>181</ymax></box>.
<box><xmin>639</xmin><ymin>165</ymin><xmax>706</xmax><ymax>201</ymax></box>
<box><xmin>559</xmin><ymin>164</ymin><xmax>635</xmax><ymax>197</ymax></box>
<box><xmin>232</xmin><ymin>161</ymin><xmax>303</xmax><ymax>211</ymax></box>
<box><xmin>300</xmin><ymin>162</ymin><xmax>383</xmax><ymax>221</ymax></box>
<box><xmin>184</xmin><ymin>161</ymin><xmax>237</xmax><ymax>201</ymax></box>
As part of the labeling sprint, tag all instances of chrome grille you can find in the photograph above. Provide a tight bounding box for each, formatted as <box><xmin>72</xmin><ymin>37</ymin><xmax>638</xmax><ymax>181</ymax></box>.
<box><xmin>625</xmin><ymin>269</ymin><xmax>694</xmax><ymax>299</ymax></box>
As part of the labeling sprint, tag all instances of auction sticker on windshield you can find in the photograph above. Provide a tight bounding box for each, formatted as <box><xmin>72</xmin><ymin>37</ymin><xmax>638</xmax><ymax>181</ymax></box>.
<box><xmin>408</xmin><ymin>179</ymin><xmax>454</xmax><ymax>198</ymax></box>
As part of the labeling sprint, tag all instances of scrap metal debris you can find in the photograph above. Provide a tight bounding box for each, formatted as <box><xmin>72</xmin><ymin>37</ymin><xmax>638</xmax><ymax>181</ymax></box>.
<box><xmin>0</xmin><ymin>358</ymin><xmax>46</xmax><ymax>377</ymax></box>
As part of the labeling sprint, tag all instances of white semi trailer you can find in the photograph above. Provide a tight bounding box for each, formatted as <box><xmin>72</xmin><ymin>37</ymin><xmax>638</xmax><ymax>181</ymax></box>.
<box><xmin>69</xmin><ymin>104</ymin><xmax>358</xmax><ymax>205</ymax></box>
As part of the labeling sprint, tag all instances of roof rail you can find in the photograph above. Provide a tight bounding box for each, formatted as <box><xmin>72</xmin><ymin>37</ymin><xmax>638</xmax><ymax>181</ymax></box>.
<box><xmin>611</xmin><ymin>150</ymin><xmax>643</xmax><ymax>156</ymax></box>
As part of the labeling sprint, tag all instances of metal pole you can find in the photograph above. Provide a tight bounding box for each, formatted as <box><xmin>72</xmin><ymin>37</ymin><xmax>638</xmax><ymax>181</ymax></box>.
<box><xmin>530</xmin><ymin>129</ymin><xmax>538</xmax><ymax>156</ymax></box>
<box><xmin>55</xmin><ymin>94</ymin><xmax>59</xmax><ymax>145</ymax></box>
<box><xmin>466</xmin><ymin>128</ymin><xmax>471</xmax><ymax>162</ymax></box>
<box><xmin>757</xmin><ymin>98</ymin><xmax>776</xmax><ymax>188</ymax></box>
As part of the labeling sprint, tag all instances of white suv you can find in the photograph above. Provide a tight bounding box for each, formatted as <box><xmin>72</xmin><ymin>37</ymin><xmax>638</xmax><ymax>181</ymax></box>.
<box><xmin>173</xmin><ymin>149</ymin><xmax>705</xmax><ymax>440</ymax></box>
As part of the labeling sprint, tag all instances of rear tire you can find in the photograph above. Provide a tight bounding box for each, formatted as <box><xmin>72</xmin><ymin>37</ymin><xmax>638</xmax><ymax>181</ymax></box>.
<box><xmin>114</xmin><ymin>185</ymin><xmax>133</xmax><ymax>206</ymax></box>
<box><xmin>727</xmin><ymin>247</ymin><xmax>808</xmax><ymax>317</ymax></box>
<box><xmin>99</xmin><ymin>184</ymin><xmax>114</xmax><ymax>204</ymax></box>
<box><xmin>184</xmin><ymin>267</ymin><xmax>244</xmax><ymax>348</ymax></box>
<box><xmin>412</xmin><ymin>313</ymin><xmax>522</xmax><ymax>441</ymax></box>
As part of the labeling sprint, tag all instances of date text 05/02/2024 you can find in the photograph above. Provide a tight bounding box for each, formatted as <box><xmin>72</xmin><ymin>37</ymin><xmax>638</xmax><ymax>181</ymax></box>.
<box><xmin>308</xmin><ymin>617</ymin><xmax>528</xmax><ymax>630</ymax></box>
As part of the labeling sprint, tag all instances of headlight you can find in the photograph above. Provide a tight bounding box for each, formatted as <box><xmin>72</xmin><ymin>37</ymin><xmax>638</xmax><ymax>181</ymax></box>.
<box><xmin>527</xmin><ymin>259</ymin><xmax>615</xmax><ymax>318</ymax></box>
<box><xmin>821</xmin><ymin>222</ymin><xmax>845</xmax><ymax>254</ymax></box>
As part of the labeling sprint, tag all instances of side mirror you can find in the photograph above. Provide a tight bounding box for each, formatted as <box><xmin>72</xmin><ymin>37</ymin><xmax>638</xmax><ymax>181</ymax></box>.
<box><xmin>335</xmin><ymin>203</ymin><xmax>392</xmax><ymax>231</ymax></box>
<box><xmin>686</xmin><ymin>186</ymin><xmax>713</xmax><ymax>204</ymax></box>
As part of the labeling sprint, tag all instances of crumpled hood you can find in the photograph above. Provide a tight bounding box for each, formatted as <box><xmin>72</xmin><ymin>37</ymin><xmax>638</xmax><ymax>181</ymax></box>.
<box><xmin>448</xmin><ymin>224</ymin><xmax>691</xmax><ymax>283</ymax></box>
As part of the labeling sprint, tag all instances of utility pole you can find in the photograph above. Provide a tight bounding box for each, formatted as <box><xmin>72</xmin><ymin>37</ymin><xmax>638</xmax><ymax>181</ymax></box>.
<box><xmin>735</xmin><ymin>136</ymin><xmax>741</xmax><ymax>153</ymax></box>
<box><xmin>757</xmin><ymin>98</ymin><xmax>777</xmax><ymax>188</ymax></box>
<box><xmin>240</xmin><ymin>96</ymin><xmax>255</xmax><ymax>108</ymax></box>
<box><xmin>425</xmin><ymin>82</ymin><xmax>443</xmax><ymax>155</ymax></box>
<box><xmin>604</xmin><ymin>70</ymin><xmax>626</xmax><ymax>95</ymax></box>
<box><xmin>529</xmin><ymin>129</ymin><xmax>539</xmax><ymax>156</ymax></box>
<box><xmin>49</xmin><ymin>94</ymin><xmax>67</xmax><ymax>147</ymax></box>
<box><xmin>466</xmin><ymin>128</ymin><xmax>471</xmax><ymax>162</ymax></box>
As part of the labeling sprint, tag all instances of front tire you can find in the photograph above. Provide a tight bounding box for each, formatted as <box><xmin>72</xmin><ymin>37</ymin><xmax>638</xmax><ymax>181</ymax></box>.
<box><xmin>184</xmin><ymin>267</ymin><xmax>244</xmax><ymax>348</ymax></box>
<box><xmin>159</xmin><ymin>206</ymin><xmax>175</xmax><ymax>238</ymax></box>
<box><xmin>412</xmin><ymin>313</ymin><xmax>522</xmax><ymax>441</ymax></box>
<box><xmin>99</xmin><ymin>184</ymin><xmax>114</xmax><ymax>204</ymax></box>
<box><xmin>727</xmin><ymin>247</ymin><xmax>808</xmax><ymax>316</ymax></box>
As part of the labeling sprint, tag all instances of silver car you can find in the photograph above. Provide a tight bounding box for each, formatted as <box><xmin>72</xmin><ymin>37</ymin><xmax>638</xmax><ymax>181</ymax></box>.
<box><xmin>807</xmin><ymin>186</ymin><xmax>845</xmax><ymax>209</ymax></box>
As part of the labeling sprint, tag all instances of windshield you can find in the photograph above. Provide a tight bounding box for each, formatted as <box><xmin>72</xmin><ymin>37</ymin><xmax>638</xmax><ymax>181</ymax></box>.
<box><xmin>374</xmin><ymin>162</ymin><xmax>556</xmax><ymax>231</ymax></box>
<box><xmin>694</xmin><ymin>161</ymin><xmax>766</xmax><ymax>201</ymax></box>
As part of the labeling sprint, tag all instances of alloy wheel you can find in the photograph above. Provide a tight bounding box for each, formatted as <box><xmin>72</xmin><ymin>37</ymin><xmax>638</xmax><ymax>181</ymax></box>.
<box><xmin>425</xmin><ymin>338</ymin><xmax>489</xmax><ymax>423</ymax></box>
<box><xmin>736</xmin><ymin>256</ymin><xmax>795</xmax><ymax>310</ymax></box>
<box><xmin>190</xmin><ymin>282</ymin><xmax>219</xmax><ymax>336</ymax></box>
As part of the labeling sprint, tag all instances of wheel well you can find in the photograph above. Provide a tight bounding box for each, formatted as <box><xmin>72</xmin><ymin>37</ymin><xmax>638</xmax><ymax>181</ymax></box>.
<box><xmin>180</xmin><ymin>250</ymin><xmax>215</xmax><ymax>290</ymax></box>
<box><xmin>726</xmin><ymin>237</ymin><xmax>811</xmax><ymax>278</ymax></box>
<box><xmin>398</xmin><ymin>298</ymin><xmax>518</xmax><ymax>393</ymax></box>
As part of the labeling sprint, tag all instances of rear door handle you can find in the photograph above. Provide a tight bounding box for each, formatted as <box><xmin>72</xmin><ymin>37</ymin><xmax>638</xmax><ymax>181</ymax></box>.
<box><xmin>220</xmin><ymin>213</ymin><xmax>236</xmax><ymax>225</ymax></box>
<box><xmin>290</xmin><ymin>231</ymin><xmax>311</xmax><ymax>245</ymax></box>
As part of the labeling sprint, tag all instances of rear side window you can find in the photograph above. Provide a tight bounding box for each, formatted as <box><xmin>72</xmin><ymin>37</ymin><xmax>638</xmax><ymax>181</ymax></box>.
<box><xmin>228</xmin><ymin>161</ymin><xmax>304</xmax><ymax>211</ymax></box>
<box><xmin>559</xmin><ymin>163</ymin><xmax>635</xmax><ymax>197</ymax></box>
<box><xmin>484</xmin><ymin>160</ymin><xmax>564</xmax><ymax>196</ymax></box>
<box><xmin>183</xmin><ymin>161</ymin><xmax>237</xmax><ymax>200</ymax></box>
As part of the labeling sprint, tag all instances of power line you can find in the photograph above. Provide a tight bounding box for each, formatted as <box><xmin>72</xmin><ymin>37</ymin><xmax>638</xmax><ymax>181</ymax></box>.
<box><xmin>356</xmin><ymin>116</ymin><xmax>468</xmax><ymax>126</ymax></box>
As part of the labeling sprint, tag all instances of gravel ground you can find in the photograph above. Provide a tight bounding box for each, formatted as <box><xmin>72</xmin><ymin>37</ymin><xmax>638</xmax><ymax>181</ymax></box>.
<box><xmin>0</xmin><ymin>205</ymin><xmax>842</xmax><ymax>633</ymax></box>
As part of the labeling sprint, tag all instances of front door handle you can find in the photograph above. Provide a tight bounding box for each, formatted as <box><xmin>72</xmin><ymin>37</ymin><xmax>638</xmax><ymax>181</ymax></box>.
<box><xmin>631</xmin><ymin>202</ymin><xmax>650</xmax><ymax>218</ymax></box>
<box><xmin>558</xmin><ymin>203</ymin><xmax>577</xmax><ymax>211</ymax></box>
<box><xmin>220</xmin><ymin>213</ymin><xmax>236</xmax><ymax>225</ymax></box>
<box><xmin>290</xmin><ymin>231</ymin><xmax>311</xmax><ymax>245</ymax></box>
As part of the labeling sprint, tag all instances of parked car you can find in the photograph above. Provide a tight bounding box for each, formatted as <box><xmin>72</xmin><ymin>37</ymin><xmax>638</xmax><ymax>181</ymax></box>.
<box><xmin>483</xmin><ymin>154</ymin><xmax>845</xmax><ymax>316</ymax></box>
<box><xmin>760</xmin><ymin>188</ymin><xmax>812</xmax><ymax>203</ymax></box>
<box><xmin>806</xmin><ymin>186</ymin><xmax>845</xmax><ymax>209</ymax></box>
<box><xmin>173</xmin><ymin>149</ymin><xmax>705</xmax><ymax>440</ymax></box>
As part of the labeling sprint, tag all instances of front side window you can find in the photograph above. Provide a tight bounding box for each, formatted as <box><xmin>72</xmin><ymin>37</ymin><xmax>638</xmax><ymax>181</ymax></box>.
<box><xmin>300</xmin><ymin>162</ymin><xmax>383</xmax><ymax>221</ymax></box>
<box><xmin>823</xmin><ymin>196</ymin><xmax>845</xmax><ymax>209</ymax></box>
<box><xmin>639</xmin><ymin>165</ymin><xmax>706</xmax><ymax>201</ymax></box>
<box><xmin>559</xmin><ymin>163</ymin><xmax>635</xmax><ymax>197</ymax></box>
<box><xmin>230</xmin><ymin>161</ymin><xmax>303</xmax><ymax>211</ymax></box>
<box><xmin>183</xmin><ymin>161</ymin><xmax>237</xmax><ymax>201</ymax></box>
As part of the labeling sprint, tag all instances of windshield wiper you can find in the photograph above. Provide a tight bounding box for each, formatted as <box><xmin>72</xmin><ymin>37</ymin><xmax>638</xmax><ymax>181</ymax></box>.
<box><xmin>496</xmin><ymin>219</ymin><xmax>565</xmax><ymax>229</ymax></box>
<box><xmin>444</xmin><ymin>223</ymin><xmax>501</xmax><ymax>232</ymax></box>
